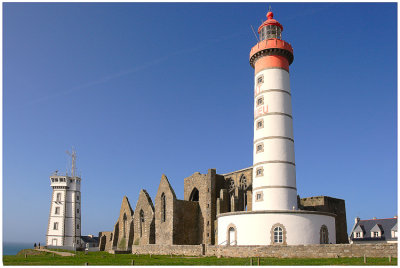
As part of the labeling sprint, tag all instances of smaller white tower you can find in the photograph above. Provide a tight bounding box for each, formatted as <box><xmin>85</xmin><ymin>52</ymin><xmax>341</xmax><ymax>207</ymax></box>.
<box><xmin>46</xmin><ymin>150</ymin><xmax>82</xmax><ymax>248</ymax></box>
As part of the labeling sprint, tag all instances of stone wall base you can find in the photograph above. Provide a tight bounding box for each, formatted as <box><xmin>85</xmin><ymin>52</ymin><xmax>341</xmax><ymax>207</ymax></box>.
<box><xmin>129</xmin><ymin>243</ymin><xmax>397</xmax><ymax>258</ymax></box>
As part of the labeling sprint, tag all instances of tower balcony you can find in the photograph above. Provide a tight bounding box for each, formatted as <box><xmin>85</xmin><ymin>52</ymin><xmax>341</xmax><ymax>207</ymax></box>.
<box><xmin>249</xmin><ymin>39</ymin><xmax>294</xmax><ymax>68</ymax></box>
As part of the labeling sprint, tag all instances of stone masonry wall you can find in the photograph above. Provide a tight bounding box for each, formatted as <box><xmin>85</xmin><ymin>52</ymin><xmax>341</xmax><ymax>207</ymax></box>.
<box><xmin>98</xmin><ymin>231</ymin><xmax>113</xmax><ymax>251</ymax></box>
<box><xmin>184</xmin><ymin>169</ymin><xmax>221</xmax><ymax>245</ymax></box>
<box><xmin>129</xmin><ymin>243</ymin><xmax>397</xmax><ymax>258</ymax></box>
<box><xmin>114</xmin><ymin>196</ymin><xmax>134</xmax><ymax>250</ymax></box>
<box><xmin>222</xmin><ymin>167</ymin><xmax>253</xmax><ymax>212</ymax></box>
<box><xmin>173</xmin><ymin>200</ymin><xmax>199</xmax><ymax>245</ymax></box>
<box><xmin>133</xmin><ymin>190</ymin><xmax>155</xmax><ymax>245</ymax></box>
<box><xmin>155</xmin><ymin>175</ymin><xmax>176</xmax><ymax>245</ymax></box>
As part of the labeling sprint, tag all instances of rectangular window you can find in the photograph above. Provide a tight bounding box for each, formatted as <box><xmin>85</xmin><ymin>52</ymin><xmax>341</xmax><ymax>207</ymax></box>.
<box><xmin>77</xmin><ymin>224</ymin><xmax>80</xmax><ymax>229</ymax></box>
<box><xmin>257</xmin><ymin>75</ymin><xmax>264</xmax><ymax>85</ymax></box>
<box><xmin>356</xmin><ymin>232</ymin><xmax>360</xmax><ymax>238</ymax></box>
<box><xmin>77</xmin><ymin>195</ymin><xmax>80</xmax><ymax>201</ymax></box>
<box><xmin>56</xmin><ymin>193</ymin><xmax>62</xmax><ymax>202</ymax></box>
<box><xmin>256</xmin><ymin>167</ymin><xmax>263</xmax><ymax>177</ymax></box>
<box><xmin>256</xmin><ymin>143</ymin><xmax>264</xmax><ymax>153</ymax></box>
<box><xmin>53</xmin><ymin>222</ymin><xmax>59</xmax><ymax>230</ymax></box>
<box><xmin>394</xmin><ymin>231</ymin><xmax>398</xmax><ymax>238</ymax></box>
<box><xmin>256</xmin><ymin>97</ymin><xmax>264</xmax><ymax>107</ymax></box>
<box><xmin>373</xmin><ymin>232</ymin><xmax>379</xmax><ymax>237</ymax></box>
<box><xmin>55</xmin><ymin>207</ymin><xmax>60</xmax><ymax>215</ymax></box>
<box><xmin>77</xmin><ymin>208</ymin><xmax>80</xmax><ymax>214</ymax></box>
<box><xmin>256</xmin><ymin>119</ymin><xmax>264</xmax><ymax>130</ymax></box>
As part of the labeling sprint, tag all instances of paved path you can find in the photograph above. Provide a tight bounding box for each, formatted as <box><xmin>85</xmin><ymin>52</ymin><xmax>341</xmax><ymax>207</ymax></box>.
<box><xmin>34</xmin><ymin>248</ymin><xmax>75</xmax><ymax>257</ymax></box>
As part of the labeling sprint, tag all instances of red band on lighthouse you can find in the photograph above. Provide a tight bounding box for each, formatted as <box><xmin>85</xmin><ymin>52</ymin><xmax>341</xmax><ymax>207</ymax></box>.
<box><xmin>254</xmin><ymin>55</ymin><xmax>289</xmax><ymax>73</ymax></box>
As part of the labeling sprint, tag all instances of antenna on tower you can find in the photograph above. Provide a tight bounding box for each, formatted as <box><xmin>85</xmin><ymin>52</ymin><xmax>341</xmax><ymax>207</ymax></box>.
<box><xmin>250</xmin><ymin>25</ymin><xmax>260</xmax><ymax>43</ymax></box>
<box><xmin>66</xmin><ymin>148</ymin><xmax>77</xmax><ymax>177</ymax></box>
<box><xmin>268</xmin><ymin>5</ymin><xmax>272</xmax><ymax>12</ymax></box>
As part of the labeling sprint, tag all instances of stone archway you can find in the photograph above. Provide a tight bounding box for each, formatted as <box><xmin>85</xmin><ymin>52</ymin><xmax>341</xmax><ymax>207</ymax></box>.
<box><xmin>189</xmin><ymin>188</ymin><xmax>199</xmax><ymax>202</ymax></box>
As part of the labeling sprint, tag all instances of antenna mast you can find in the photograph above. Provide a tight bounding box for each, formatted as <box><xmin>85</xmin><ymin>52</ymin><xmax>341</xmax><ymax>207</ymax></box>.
<box><xmin>251</xmin><ymin>25</ymin><xmax>259</xmax><ymax>42</ymax></box>
<box><xmin>66</xmin><ymin>148</ymin><xmax>77</xmax><ymax>177</ymax></box>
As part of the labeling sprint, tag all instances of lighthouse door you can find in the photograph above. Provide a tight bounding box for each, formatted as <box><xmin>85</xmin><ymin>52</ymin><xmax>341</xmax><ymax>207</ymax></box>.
<box><xmin>52</xmin><ymin>239</ymin><xmax>57</xmax><ymax>246</ymax></box>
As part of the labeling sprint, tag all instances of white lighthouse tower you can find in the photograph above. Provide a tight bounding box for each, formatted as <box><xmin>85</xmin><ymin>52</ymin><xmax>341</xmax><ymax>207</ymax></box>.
<box><xmin>46</xmin><ymin>150</ymin><xmax>82</xmax><ymax>248</ymax></box>
<box><xmin>251</xmin><ymin>10</ymin><xmax>297</xmax><ymax>211</ymax></box>
<box><xmin>217</xmin><ymin>9</ymin><xmax>336</xmax><ymax>245</ymax></box>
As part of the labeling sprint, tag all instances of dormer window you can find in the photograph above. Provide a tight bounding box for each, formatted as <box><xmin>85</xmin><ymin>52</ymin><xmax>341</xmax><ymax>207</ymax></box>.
<box><xmin>355</xmin><ymin>232</ymin><xmax>361</xmax><ymax>238</ymax></box>
<box><xmin>391</xmin><ymin>223</ymin><xmax>397</xmax><ymax>238</ymax></box>
<box><xmin>370</xmin><ymin>224</ymin><xmax>383</xmax><ymax>238</ymax></box>
<box><xmin>372</xmin><ymin>231</ymin><xmax>380</xmax><ymax>237</ymax></box>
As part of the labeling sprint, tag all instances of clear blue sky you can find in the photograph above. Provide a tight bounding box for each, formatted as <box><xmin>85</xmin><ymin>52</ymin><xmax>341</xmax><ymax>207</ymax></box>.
<box><xmin>3</xmin><ymin>3</ymin><xmax>397</xmax><ymax>243</ymax></box>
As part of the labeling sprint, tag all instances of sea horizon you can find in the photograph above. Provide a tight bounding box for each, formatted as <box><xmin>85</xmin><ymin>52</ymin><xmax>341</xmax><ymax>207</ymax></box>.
<box><xmin>3</xmin><ymin>241</ymin><xmax>39</xmax><ymax>255</ymax></box>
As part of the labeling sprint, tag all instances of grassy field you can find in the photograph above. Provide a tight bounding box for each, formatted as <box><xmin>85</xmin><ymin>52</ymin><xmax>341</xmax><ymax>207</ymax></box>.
<box><xmin>3</xmin><ymin>249</ymin><xmax>397</xmax><ymax>266</ymax></box>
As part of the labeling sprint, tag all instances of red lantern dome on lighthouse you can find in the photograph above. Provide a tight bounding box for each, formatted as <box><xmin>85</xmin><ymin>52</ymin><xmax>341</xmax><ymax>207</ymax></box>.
<box><xmin>258</xmin><ymin>11</ymin><xmax>283</xmax><ymax>38</ymax></box>
<box><xmin>250</xmin><ymin>10</ymin><xmax>294</xmax><ymax>72</ymax></box>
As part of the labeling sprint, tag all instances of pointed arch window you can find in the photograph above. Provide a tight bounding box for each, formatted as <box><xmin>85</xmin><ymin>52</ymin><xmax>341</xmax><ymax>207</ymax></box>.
<box><xmin>123</xmin><ymin>213</ymin><xmax>127</xmax><ymax>238</ymax></box>
<box><xmin>139</xmin><ymin>210</ymin><xmax>145</xmax><ymax>237</ymax></box>
<box><xmin>320</xmin><ymin>225</ymin><xmax>329</xmax><ymax>244</ymax></box>
<box><xmin>189</xmin><ymin>188</ymin><xmax>199</xmax><ymax>202</ymax></box>
<box><xmin>161</xmin><ymin>193</ymin><xmax>166</xmax><ymax>222</ymax></box>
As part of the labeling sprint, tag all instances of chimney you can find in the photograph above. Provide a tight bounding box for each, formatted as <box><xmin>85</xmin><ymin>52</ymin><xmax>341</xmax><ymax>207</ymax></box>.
<box><xmin>355</xmin><ymin>217</ymin><xmax>360</xmax><ymax>224</ymax></box>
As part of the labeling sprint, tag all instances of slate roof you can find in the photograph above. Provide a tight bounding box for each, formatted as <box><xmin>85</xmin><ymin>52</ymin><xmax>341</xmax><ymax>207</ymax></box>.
<box><xmin>350</xmin><ymin>218</ymin><xmax>397</xmax><ymax>242</ymax></box>
<box><xmin>81</xmin><ymin>236</ymin><xmax>99</xmax><ymax>244</ymax></box>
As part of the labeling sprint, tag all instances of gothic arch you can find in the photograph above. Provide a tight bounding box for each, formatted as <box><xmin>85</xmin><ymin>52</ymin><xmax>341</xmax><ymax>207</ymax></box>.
<box><xmin>320</xmin><ymin>225</ymin><xmax>329</xmax><ymax>244</ymax></box>
<box><xmin>161</xmin><ymin>193</ymin><xmax>166</xmax><ymax>222</ymax></box>
<box><xmin>189</xmin><ymin>188</ymin><xmax>199</xmax><ymax>202</ymax></box>
<box><xmin>139</xmin><ymin>209</ymin><xmax>145</xmax><ymax>237</ymax></box>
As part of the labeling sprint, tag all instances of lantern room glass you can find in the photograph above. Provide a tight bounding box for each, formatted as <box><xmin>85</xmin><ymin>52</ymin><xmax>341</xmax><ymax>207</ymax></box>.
<box><xmin>259</xmin><ymin>25</ymin><xmax>281</xmax><ymax>41</ymax></box>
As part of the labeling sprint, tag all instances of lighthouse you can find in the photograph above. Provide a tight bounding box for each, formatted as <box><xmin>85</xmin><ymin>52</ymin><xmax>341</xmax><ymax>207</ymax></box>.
<box><xmin>46</xmin><ymin>150</ymin><xmax>82</xmax><ymax>248</ymax></box>
<box><xmin>217</xmin><ymin>9</ymin><xmax>336</xmax><ymax>245</ymax></box>
<box><xmin>250</xmin><ymin>11</ymin><xmax>297</xmax><ymax>211</ymax></box>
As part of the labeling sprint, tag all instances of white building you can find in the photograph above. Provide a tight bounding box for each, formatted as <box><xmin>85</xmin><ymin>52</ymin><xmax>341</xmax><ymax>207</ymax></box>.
<box><xmin>46</xmin><ymin>151</ymin><xmax>82</xmax><ymax>248</ymax></box>
<box><xmin>217</xmin><ymin>10</ymin><xmax>336</xmax><ymax>246</ymax></box>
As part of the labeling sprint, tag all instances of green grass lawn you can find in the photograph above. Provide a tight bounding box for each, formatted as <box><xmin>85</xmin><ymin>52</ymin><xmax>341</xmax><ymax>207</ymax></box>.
<box><xmin>3</xmin><ymin>250</ymin><xmax>397</xmax><ymax>266</ymax></box>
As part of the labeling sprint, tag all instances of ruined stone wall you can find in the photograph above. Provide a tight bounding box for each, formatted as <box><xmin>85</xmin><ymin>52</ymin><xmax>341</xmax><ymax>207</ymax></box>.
<box><xmin>300</xmin><ymin>196</ymin><xmax>348</xmax><ymax>244</ymax></box>
<box><xmin>222</xmin><ymin>167</ymin><xmax>253</xmax><ymax>212</ymax></box>
<box><xmin>173</xmin><ymin>200</ymin><xmax>200</xmax><ymax>245</ymax></box>
<box><xmin>98</xmin><ymin>231</ymin><xmax>113</xmax><ymax>251</ymax></box>
<box><xmin>155</xmin><ymin>175</ymin><xmax>176</xmax><ymax>245</ymax></box>
<box><xmin>131</xmin><ymin>244</ymin><xmax>204</xmax><ymax>255</ymax></box>
<box><xmin>113</xmin><ymin>196</ymin><xmax>134</xmax><ymax>250</ymax></box>
<box><xmin>129</xmin><ymin>243</ymin><xmax>397</xmax><ymax>258</ymax></box>
<box><xmin>184</xmin><ymin>169</ymin><xmax>220</xmax><ymax>245</ymax></box>
<box><xmin>133</xmin><ymin>190</ymin><xmax>155</xmax><ymax>245</ymax></box>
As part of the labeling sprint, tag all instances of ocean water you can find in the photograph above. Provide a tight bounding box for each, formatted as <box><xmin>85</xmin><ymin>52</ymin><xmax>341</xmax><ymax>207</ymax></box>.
<box><xmin>3</xmin><ymin>242</ymin><xmax>37</xmax><ymax>255</ymax></box>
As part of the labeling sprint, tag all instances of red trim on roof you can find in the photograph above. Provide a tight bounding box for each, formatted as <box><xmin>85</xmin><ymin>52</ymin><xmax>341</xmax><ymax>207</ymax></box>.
<box><xmin>359</xmin><ymin>217</ymin><xmax>398</xmax><ymax>221</ymax></box>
